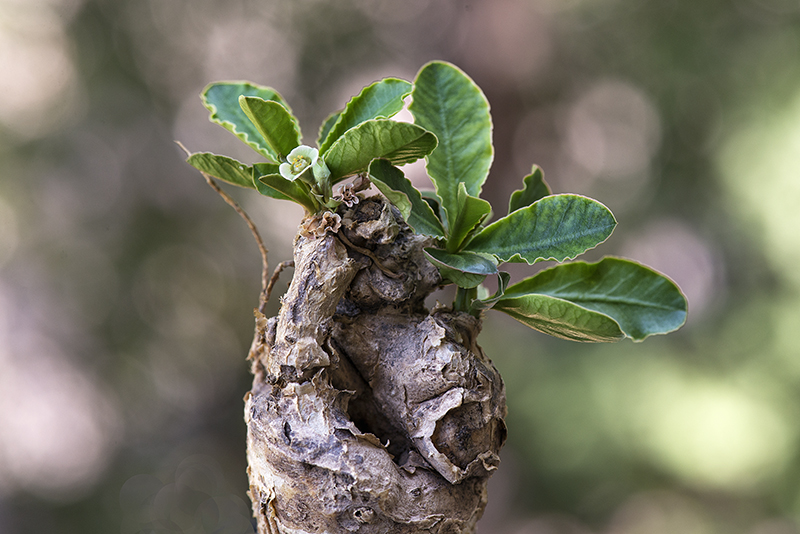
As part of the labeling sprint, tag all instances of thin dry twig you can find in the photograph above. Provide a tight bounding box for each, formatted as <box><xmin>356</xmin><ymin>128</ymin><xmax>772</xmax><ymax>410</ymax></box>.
<box><xmin>337</xmin><ymin>231</ymin><xmax>402</xmax><ymax>279</ymax></box>
<box><xmin>176</xmin><ymin>141</ymin><xmax>272</xmax><ymax>311</ymax></box>
<box><xmin>266</xmin><ymin>260</ymin><xmax>294</xmax><ymax>303</ymax></box>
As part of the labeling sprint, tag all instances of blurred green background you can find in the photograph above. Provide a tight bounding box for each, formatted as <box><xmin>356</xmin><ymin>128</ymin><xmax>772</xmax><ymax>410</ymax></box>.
<box><xmin>2</xmin><ymin>0</ymin><xmax>800</xmax><ymax>532</ymax></box>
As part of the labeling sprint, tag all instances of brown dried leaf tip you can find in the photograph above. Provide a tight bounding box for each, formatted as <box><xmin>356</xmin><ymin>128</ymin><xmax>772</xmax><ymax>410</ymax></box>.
<box><xmin>299</xmin><ymin>210</ymin><xmax>342</xmax><ymax>238</ymax></box>
<box><xmin>335</xmin><ymin>182</ymin><xmax>361</xmax><ymax>208</ymax></box>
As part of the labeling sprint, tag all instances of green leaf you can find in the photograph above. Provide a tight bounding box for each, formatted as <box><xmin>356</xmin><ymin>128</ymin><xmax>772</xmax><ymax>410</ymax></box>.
<box><xmin>433</xmin><ymin>269</ymin><xmax>488</xmax><ymax>288</ymax></box>
<box><xmin>201</xmin><ymin>82</ymin><xmax>291</xmax><ymax>163</ymax></box>
<box><xmin>494</xmin><ymin>293</ymin><xmax>626</xmax><ymax>342</ymax></box>
<box><xmin>319</xmin><ymin>78</ymin><xmax>412</xmax><ymax>154</ymax></box>
<box><xmin>186</xmin><ymin>152</ymin><xmax>255</xmax><ymax>189</ymax></box>
<box><xmin>435</xmin><ymin>268</ymin><xmax>487</xmax><ymax>289</ymax></box>
<box><xmin>447</xmin><ymin>182</ymin><xmax>492</xmax><ymax>252</ymax></box>
<box><xmin>317</xmin><ymin>110</ymin><xmax>342</xmax><ymax>149</ymax></box>
<box><xmin>367</xmin><ymin>159</ymin><xmax>446</xmax><ymax>238</ymax></box>
<box><xmin>464</xmin><ymin>194</ymin><xmax>616</xmax><ymax>264</ymax></box>
<box><xmin>421</xmin><ymin>191</ymin><xmax>445</xmax><ymax>225</ymax></box>
<box><xmin>424</xmin><ymin>248</ymin><xmax>498</xmax><ymax>275</ymax></box>
<box><xmin>372</xmin><ymin>176</ymin><xmax>412</xmax><ymax>220</ymax></box>
<box><xmin>497</xmin><ymin>257</ymin><xmax>687</xmax><ymax>341</ymax></box>
<box><xmin>470</xmin><ymin>271</ymin><xmax>511</xmax><ymax>313</ymax></box>
<box><xmin>325</xmin><ymin>119</ymin><xmax>437</xmax><ymax>182</ymax></box>
<box><xmin>239</xmin><ymin>96</ymin><xmax>301</xmax><ymax>161</ymax></box>
<box><xmin>257</xmin><ymin>174</ymin><xmax>318</xmax><ymax>212</ymax></box>
<box><xmin>509</xmin><ymin>165</ymin><xmax>551</xmax><ymax>214</ymax></box>
<box><xmin>409</xmin><ymin>61</ymin><xmax>493</xmax><ymax>231</ymax></box>
<box><xmin>253</xmin><ymin>162</ymin><xmax>281</xmax><ymax>176</ymax></box>
<box><xmin>424</xmin><ymin>248</ymin><xmax>497</xmax><ymax>288</ymax></box>
<box><xmin>252</xmin><ymin>163</ymin><xmax>292</xmax><ymax>201</ymax></box>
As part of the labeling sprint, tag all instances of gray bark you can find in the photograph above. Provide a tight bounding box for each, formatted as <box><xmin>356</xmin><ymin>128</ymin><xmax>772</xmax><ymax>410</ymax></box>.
<box><xmin>244</xmin><ymin>197</ymin><xmax>507</xmax><ymax>533</ymax></box>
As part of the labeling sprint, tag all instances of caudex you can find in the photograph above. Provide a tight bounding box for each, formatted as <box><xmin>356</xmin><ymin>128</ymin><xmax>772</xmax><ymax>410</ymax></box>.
<box><xmin>184</xmin><ymin>61</ymin><xmax>687</xmax><ymax>534</ymax></box>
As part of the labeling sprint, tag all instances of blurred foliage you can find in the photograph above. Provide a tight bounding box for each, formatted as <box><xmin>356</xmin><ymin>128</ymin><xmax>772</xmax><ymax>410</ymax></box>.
<box><xmin>1</xmin><ymin>0</ymin><xmax>800</xmax><ymax>533</ymax></box>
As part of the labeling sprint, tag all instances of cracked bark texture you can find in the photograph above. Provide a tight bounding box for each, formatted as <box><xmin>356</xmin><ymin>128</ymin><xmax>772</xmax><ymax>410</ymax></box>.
<box><xmin>245</xmin><ymin>197</ymin><xmax>507</xmax><ymax>534</ymax></box>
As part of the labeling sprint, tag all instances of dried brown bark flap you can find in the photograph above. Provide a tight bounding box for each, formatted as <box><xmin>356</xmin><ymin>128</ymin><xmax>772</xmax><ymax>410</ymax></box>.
<box><xmin>245</xmin><ymin>198</ymin><xmax>507</xmax><ymax>534</ymax></box>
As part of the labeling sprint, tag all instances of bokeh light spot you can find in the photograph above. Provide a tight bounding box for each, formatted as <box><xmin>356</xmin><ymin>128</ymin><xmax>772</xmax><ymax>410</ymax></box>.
<box><xmin>565</xmin><ymin>80</ymin><xmax>661</xmax><ymax>181</ymax></box>
<box><xmin>0</xmin><ymin>332</ymin><xmax>120</xmax><ymax>501</ymax></box>
<box><xmin>717</xmin><ymin>88</ymin><xmax>800</xmax><ymax>289</ymax></box>
<box><xmin>621</xmin><ymin>219</ymin><xmax>723</xmax><ymax>319</ymax></box>
<box><xmin>0</xmin><ymin>1</ymin><xmax>80</xmax><ymax>138</ymax></box>
<box><xmin>639</xmin><ymin>378</ymin><xmax>794</xmax><ymax>491</ymax></box>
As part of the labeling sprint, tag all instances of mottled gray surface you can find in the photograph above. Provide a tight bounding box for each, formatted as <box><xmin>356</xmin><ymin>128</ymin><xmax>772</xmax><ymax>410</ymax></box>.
<box><xmin>245</xmin><ymin>198</ymin><xmax>506</xmax><ymax>533</ymax></box>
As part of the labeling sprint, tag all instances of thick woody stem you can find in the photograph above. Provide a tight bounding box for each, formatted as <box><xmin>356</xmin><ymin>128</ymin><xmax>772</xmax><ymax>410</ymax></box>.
<box><xmin>244</xmin><ymin>198</ymin><xmax>506</xmax><ymax>534</ymax></box>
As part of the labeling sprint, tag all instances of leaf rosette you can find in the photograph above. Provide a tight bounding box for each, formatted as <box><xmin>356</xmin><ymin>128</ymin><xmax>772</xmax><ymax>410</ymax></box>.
<box><xmin>184</xmin><ymin>61</ymin><xmax>687</xmax><ymax>343</ymax></box>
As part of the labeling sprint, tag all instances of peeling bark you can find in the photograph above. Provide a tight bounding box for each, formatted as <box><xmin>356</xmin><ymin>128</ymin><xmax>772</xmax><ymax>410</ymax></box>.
<box><xmin>245</xmin><ymin>197</ymin><xmax>507</xmax><ymax>533</ymax></box>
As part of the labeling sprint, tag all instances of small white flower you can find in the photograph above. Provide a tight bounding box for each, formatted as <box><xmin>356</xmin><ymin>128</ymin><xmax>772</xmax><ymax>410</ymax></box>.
<box><xmin>280</xmin><ymin>145</ymin><xmax>330</xmax><ymax>182</ymax></box>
